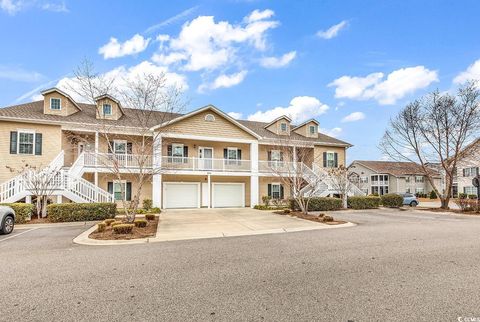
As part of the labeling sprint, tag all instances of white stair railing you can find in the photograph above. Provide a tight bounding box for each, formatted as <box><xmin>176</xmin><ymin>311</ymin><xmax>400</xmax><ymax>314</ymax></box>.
<box><xmin>64</xmin><ymin>171</ymin><xmax>113</xmax><ymax>203</ymax></box>
<box><xmin>69</xmin><ymin>151</ymin><xmax>85</xmax><ymax>178</ymax></box>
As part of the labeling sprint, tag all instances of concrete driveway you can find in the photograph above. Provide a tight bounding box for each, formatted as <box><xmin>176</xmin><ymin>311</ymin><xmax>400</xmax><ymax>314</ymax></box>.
<box><xmin>153</xmin><ymin>208</ymin><xmax>346</xmax><ymax>241</ymax></box>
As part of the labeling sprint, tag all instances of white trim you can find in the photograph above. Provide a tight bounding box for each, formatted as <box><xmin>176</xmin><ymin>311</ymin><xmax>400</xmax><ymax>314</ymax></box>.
<box><xmin>204</xmin><ymin>114</ymin><xmax>216</xmax><ymax>122</ymax></box>
<box><xmin>41</xmin><ymin>87</ymin><xmax>82</xmax><ymax>111</ymax></box>
<box><xmin>17</xmin><ymin>129</ymin><xmax>36</xmax><ymax>155</ymax></box>
<box><xmin>113</xmin><ymin>140</ymin><xmax>127</xmax><ymax>154</ymax></box>
<box><xmin>211</xmin><ymin>182</ymin><xmax>245</xmax><ymax>208</ymax></box>
<box><xmin>291</xmin><ymin>118</ymin><xmax>320</xmax><ymax>131</ymax></box>
<box><xmin>113</xmin><ymin>180</ymin><xmax>127</xmax><ymax>201</ymax></box>
<box><xmin>162</xmin><ymin>182</ymin><xmax>201</xmax><ymax>209</ymax></box>
<box><xmin>264</xmin><ymin>115</ymin><xmax>292</xmax><ymax>129</ymax></box>
<box><xmin>161</xmin><ymin>132</ymin><xmax>257</xmax><ymax>144</ymax></box>
<box><xmin>50</xmin><ymin>97</ymin><xmax>62</xmax><ymax>110</ymax></box>
<box><xmin>102</xmin><ymin>103</ymin><xmax>113</xmax><ymax>116</ymax></box>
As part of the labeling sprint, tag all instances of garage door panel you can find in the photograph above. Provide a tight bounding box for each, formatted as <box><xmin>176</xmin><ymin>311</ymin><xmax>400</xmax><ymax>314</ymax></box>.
<box><xmin>164</xmin><ymin>183</ymin><xmax>199</xmax><ymax>209</ymax></box>
<box><xmin>213</xmin><ymin>183</ymin><xmax>244</xmax><ymax>208</ymax></box>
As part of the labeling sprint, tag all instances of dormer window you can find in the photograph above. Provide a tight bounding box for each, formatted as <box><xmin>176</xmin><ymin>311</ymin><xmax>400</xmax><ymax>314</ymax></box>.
<box><xmin>50</xmin><ymin>98</ymin><xmax>61</xmax><ymax>110</ymax></box>
<box><xmin>280</xmin><ymin>123</ymin><xmax>288</xmax><ymax>132</ymax></box>
<box><xmin>309</xmin><ymin>125</ymin><xmax>317</xmax><ymax>134</ymax></box>
<box><xmin>103</xmin><ymin>104</ymin><xmax>112</xmax><ymax>116</ymax></box>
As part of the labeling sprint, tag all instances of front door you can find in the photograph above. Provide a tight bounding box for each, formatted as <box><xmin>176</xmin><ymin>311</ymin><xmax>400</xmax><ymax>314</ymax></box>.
<box><xmin>199</xmin><ymin>147</ymin><xmax>213</xmax><ymax>170</ymax></box>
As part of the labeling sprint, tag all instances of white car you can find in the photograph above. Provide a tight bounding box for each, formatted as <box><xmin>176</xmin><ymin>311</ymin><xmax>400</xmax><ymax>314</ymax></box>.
<box><xmin>0</xmin><ymin>206</ymin><xmax>15</xmax><ymax>235</ymax></box>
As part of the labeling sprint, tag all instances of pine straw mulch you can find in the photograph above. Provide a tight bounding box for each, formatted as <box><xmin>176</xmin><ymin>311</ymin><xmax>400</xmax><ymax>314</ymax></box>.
<box><xmin>273</xmin><ymin>210</ymin><xmax>347</xmax><ymax>225</ymax></box>
<box><xmin>89</xmin><ymin>218</ymin><xmax>159</xmax><ymax>240</ymax></box>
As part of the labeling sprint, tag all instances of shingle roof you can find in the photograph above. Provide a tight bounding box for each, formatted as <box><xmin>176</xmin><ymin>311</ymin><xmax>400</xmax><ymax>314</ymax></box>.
<box><xmin>352</xmin><ymin>160</ymin><xmax>440</xmax><ymax>177</ymax></box>
<box><xmin>0</xmin><ymin>101</ymin><xmax>351</xmax><ymax>146</ymax></box>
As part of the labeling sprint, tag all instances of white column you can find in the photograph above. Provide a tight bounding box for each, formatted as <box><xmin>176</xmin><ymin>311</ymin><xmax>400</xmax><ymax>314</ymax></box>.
<box><xmin>207</xmin><ymin>173</ymin><xmax>211</xmax><ymax>208</ymax></box>
<box><xmin>25</xmin><ymin>195</ymin><xmax>32</xmax><ymax>204</ymax></box>
<box><xmin>94</xmin><ymin>172</ymin><xmax>98</xmax><ymax>186</ymax></box>
<box><xmin>152</xmin><ymin>134</ymin><xmax>162</xmax><ymax>208</ymax></box>
<box><xmin>94</xmin><ymin>131</ymin><xmax>99</xmax><ymax>166</ymax></box>
<box><xmin>56</xmin><ymin>195</ymin><xmax>63</xmax><ymax>204</ymax></box>
<box><xmin>250</xmin><ymin>141</ymin><xmax>259</xmax><ymax>207</ymax></box>
<box><xmin>293</xmin><ymin>146</ymin><xmax>297</xmax><ymax>196</ymax></box>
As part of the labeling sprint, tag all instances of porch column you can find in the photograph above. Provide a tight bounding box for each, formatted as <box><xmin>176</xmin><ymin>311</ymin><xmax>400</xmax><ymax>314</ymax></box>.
<box><xmin>25</xmin><ymin>195</ymin><xmax>32</xmax><ymax>204</ymax></box>
<box><xmin>250</xmin><ymin>141</ymin><xmax>259</xmax><ymax>207</ymax></box>
<box><xmin>94</xmin><ymin>172</ymin><xmax>98</xmax><ymax>186</ymax></box>
<box><xmin>207</xmin><ymin>173</ymin><xmax>211</xmax><ymax>208</ymax></box>
<box><xmin>56</xmin><ymin>195</ymin><xmax>63</xmax><ymax>204</ymax></box>
<box><xmin>152</xmin><ymin>134</ymin><xmax>162</xmax><ymax>208</ymax></box>
<box><xmin>94</xmin><ymin>131</ymin><xmax>99</xmax><ymax>166</ymax></box>
<box><xmin>293</xmin><ymin>146</ymin><xmax>297</xmax><ymax>196</ymax></box>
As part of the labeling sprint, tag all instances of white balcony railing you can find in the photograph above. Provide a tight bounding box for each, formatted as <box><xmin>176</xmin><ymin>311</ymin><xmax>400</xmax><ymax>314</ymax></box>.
<box><xmin>161</xmin><ymin>156</ymin><xmax>251</xmax><ymax>172</ymax></box>
<box><xmin>258</xmin><ymin>160</ymin><xmax>297</xmax><ymax>174</ymax></box>
<box><xmin>84</xmin><ymin>152</ymin><xmax>153</xmax><ymax>169</ymax></box>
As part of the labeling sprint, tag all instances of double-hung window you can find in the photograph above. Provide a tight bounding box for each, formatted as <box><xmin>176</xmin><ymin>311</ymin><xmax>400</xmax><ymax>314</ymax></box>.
<box><xmin>280</xmin><ymin>123</ymin><xmax>288</xmax><ymax>133</ymax></box>
<box><xmin>271</xmin><ymin>183</ymin><xmax>281</xmax><ymax>199</ymax></box>
<box><xmin>113</xmin><ymin>141</ymin><xmax>127</xmax><ymax>154</ymax></box>
<box><xmin>18</xmin><ymin>131</ymin><xmax>35</xmax><ymax>155</ymax></box>
<box><xmin>113</xmin><ymin>180</ymin><xmax>126</xmax><ymax>201</ymax></box>
<box><xmin>309</xmin><ymin>125</ymin><xmax>317</xmax><ymax>135</ymax></box>
<box><xmin>50</xmin><ymin>98</ymin><xmax>61</xmax><ymax>110</ymax></box>
<box><xmin>103</xmin><ymin>104</ymin><xmax>112</xmax><ymax>116</ymax></box>
<box><xmin>464</xmin><ymin>186</ymin><xmax>477</xmax><ymax>196</ymax></box>
<box><xmin>172</xmin><ymin>143</ymin><xmax>184</xmax><ymax>163</ymax></box>
<box><xmin>326</xmin><ymin>152</ymin><xmax>335</xmax><ymax>168</ymax></box>
<box><xmin>227</xmin><ymin>147</ymin><xmax>239</xmax><ymax>165</ymax></box>
<box><xmin>415</xmin><ymin>176</ymin><xmax>424</xmax><ymax>183</ymax></box>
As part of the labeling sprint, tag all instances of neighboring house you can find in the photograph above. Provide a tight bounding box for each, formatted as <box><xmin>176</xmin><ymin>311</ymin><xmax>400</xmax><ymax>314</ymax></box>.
<box><xmin>0</xmin><ymin>88</ymin><xmax>353</xmax><ymax>209</ymax></box>
<box><xmin>451</xmin><ymin>139</ymin><xmax>480</xmax><ymax>197</ymax></box>
<box><xmin>348</xmin><ymin>160</ymin><xmax>441</xmax><ymax>196</ymax></box>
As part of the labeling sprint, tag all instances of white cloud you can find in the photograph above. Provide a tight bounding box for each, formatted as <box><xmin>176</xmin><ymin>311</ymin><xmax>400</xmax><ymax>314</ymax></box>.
<box><xmin>53</xmin><ymin>61</ymin><xmax>187</xmax><ymax>104</ymax></box>
<box><xmin>198</xmin><ymin>70</ymin><xmax>248</xmax><ymax>92</ymax></box>
<box><xmin>321</xmin><ymin>127</ymin><xmax>342</xmax><ymax>138</ymax></box>
<box><xmin>244</xmin><ymin>9</ymin><xmax>274</xmax><ymax>23</ymax></box>
<box><xmin>228</xmin><ymin>112</ymin><xmax>243</xmax><ymax>119</ymax></box>
<box><xmin>99</xmin><ymin>34</ymin><xmax>151</xmax><ymax>59</ymax></box>
<box><xmin>41</xmin><ymin>1</ymin><xmax>68</xmax><ymax>12</ymax></box>
<box><xmin>247</xmin><ymin>96</ymin><xmax>329</xmax><ymax>123</ymax></box>
<box><xmin>317</xmin><ymin>20</ymin><xmax>348</xmax><ymax>39</ymax></box>
<box><xmin>152</xmin><ymin>9</ymin><xmax>279</xmax><ymax>71</ymax></box>
<box><xmin>341</xmin><ymin>111</ymin><xmax>365</xmax><ymax>122</ymax></box>
<box><xmin>329</xmin><ymin>66</ymin><xmax>439</xmax><ymax>105</ymax></box>
<box><xmin>145</xmin><ymin>6</ymin><xmax>199</xmax><ymax>34</ymax></box>
<box><xmin>0</xmin><ymin>65</ymin><xmax>44</xmax><ymax>82</ymax></box>
<box><xmin>453</xmin><ymin>59</ymin><xmax>480</xmax><ymax>84</ymax></box>
<box><xmin>260</xmin><ymin>51</ymin><xmax>296</xmax><ymax>68</ymax></box>
<box><xmin>1</xmin><ymin>0</ymin><xmax>21</xmax><ymax>14</ymax></box>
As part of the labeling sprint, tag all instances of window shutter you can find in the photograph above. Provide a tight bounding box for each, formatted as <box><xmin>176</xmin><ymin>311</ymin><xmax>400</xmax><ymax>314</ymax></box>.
<box><xmin>107</xmin><ymin>182</ymin><xmax>113</xmax><ymax>194</ymax></box>
<box><xmin>267</xmin><ymin>151</ymin><xmax>272</xmax><ymax>161</ymax></box>
<box><xmin>477</xmin><ymin>167</ymin><xmax>479</xmax><ymax>175</ymax></box>
<box><xmin>183</xmin><ymin>146</ymin><xmax>188</xmax><ymax>157</ymax></box>
<box><xmin>237</xmin><ymin>149</ymin><xmax>242</xmax><ymax>160</ymax></box>
<box><xmin>10</xmin><ymin>131</ymin><xmax>17</xmax><ymax>154</ymax></box>
<box><xmin>126</xmin><ymin>182</ymin><xmax>132</xmax><ymax>201</ymax></box>
<box><xmin>463</xmin><ymin>169</ymin><xmax>466</xmax><ymax>177</ymax></box>
<box><xmin>280</xmin><ymin>185</ymin><xmax>284</xmax><ymax>199</ymax></box>
<box><xmin>167</xmin><ymin>145</ymin><xmax>172</xmax><ymax>156</ymax></box>
<box><xmin>334</xmin><ymin>153</ymin><xmax>338</xmax><ymax>167</ymax></box>
<box><xmin>34</xmin><ymin>133</ymin><xmax>42</xmax><ymax>155</ymax></box>
<box><xmin>224</xmin><ymin>149</ymin><xmax>228</xmax><ymax>159</ymax></box>
<box><xmin>280</xmin><ymin>152</ymin><xmax>284</xmax><ymax>161</ymax></box>
<box><xmin>323</xmin><ymin>152</ymin><xmax>327</xmax><ymax>167</ymax></box>
<box><xmin>127</xmin><ymin>142</ymin><xmax>133</xmax><ymax>154</ymax></box>
<box><xmin>267</xmin><ymin>184</ymin><xmax>272</xmax><ymax>198</ymax></box>
<box><xmin>108</xmin><ymin>141</ymin><xmax>114</xmax><ymax>154</ymax></box>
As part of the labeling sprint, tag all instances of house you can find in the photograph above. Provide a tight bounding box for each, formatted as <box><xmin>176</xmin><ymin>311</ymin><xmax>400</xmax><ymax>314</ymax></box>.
<box><xmin>0</xmin><ymin>88</ymin><xmax>354</xmax><ymax>209</ymax></box>
<box><xmin>348</xmin><ymin>160</ymin><xmax>441</xmax><ymax>196</ymax></box>
<box><xmin>451</xmin><ymin>139</ymin><xmax>480</xmax><ymax>197</ymax></box>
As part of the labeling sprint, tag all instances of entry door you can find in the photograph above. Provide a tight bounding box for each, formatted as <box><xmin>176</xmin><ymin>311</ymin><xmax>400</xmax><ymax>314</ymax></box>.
<box><xmin>199</xmin><ymin>147</ymin><xmax>213</xmax><ymax>170</ymax></box>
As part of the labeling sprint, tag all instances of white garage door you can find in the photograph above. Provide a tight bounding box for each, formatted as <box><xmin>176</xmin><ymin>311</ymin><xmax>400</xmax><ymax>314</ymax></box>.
<box><xmin>212</xmin><ymin>183</ymin><xmax>245</xmax><ymax>208</ymax></box>
<box><xmin>163</xmin><ymin>183</ymin><xmax>199</xmax><ymax>209</ymax></box>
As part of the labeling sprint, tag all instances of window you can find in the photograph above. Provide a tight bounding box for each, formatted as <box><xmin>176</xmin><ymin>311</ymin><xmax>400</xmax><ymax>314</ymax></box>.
<box><xmin>271</xmin><ymin>150</ymin><xmax>282</xmax><ymax>161</ymax></box>
<box><xmin>360</xmin><ymin>176</ymin><xmax>368</xmax><ymax>183</ymax></box>
<box><xmin>309</xmin><ymin>125</ymin><xmax>317</xmax><ymax>135</ymax></box>
<box><xmin>103</xmin><ymin>104</ymin><xmax>112</xmax><ymax>115</ymax></box>
<box><xmin>326</xmin><ymin>152</ymin><xmax>335</xmax><ymax>168</ymax></box>
<box><xmin>415</xmin><ymin>176</ymin><xmax>424</xmax><ymax>183</ymax></box>
<box><xmin>405</xmin><ymin>176</ymin><xmax>410</xmax><ymax>183</ymax></box>
<box><xmin>415</xmin><ymin>187</ymin><xmax>424</xmax><ymax>194</ymax></box>
<box><xmin>227</xmin><ymin>147</ymin><xmax>238</xmax><ymax>160</ymax></box>
<box><xmin>113</xmin><ymin>141</ymin><xmax>126</xmax><ymax>154</ymax></box>
<box><xmin>205</xmin><ymin>114</ymin><xmax>215</xmax><ymax>122</ymax></box>
<box><xmin>464</xmin><ymin>186</ymin><xmax>477</xmax><ymax>195</ymax></box>
<box><xmin>271</xmin><ymin>184</ymin><xmax>281</xmax><ymax>199</ymax></box>
<box><xmin>18</xmin><ymin>131</ymin><xmax>35</xmax><ymax>154</ymax></box>
<box><xmin>50</xmin><ymin>98</ymin><xmax>61</xmax><ymax>110</ymax></box>
<box><xmin>280</xmin><ymin>123</ymin><xmax>288</xmax><ymax>132</ymax></box>
<box><xmin>113</xmin><ymin>181</ymin><xmax>126</xmax><ymax>201</ymax></box>
<box><xmin>406</xmin><ymin>188</ymin><xmax>411</xmax><ymax>193</ymax></box>
<box><xmin>463</xmin><ymin>167</ymin><xmax>479</xmax><ymax>177</ymax></box>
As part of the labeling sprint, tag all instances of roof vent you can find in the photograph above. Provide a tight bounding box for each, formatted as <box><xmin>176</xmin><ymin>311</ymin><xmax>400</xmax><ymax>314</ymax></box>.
<box><xmin>205</xmin><ymin>114</ymin><xmax>215</xmax><ymax>122</ymax></box>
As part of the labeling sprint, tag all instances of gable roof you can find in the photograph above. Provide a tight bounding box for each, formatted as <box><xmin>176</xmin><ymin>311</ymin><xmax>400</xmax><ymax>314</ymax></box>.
<box><xmin>264</xmin><ymin>115</ymin><xmax>292</xmax><ymax>129</ymax></box>
<box><xmin>291</xmin><ymin>119</ymin><xmax>319</xmax><ymax>131</ymax></box>
<box><xmin>95</xmin><ymin>94</ymin><xmax>125</xmax><ymax>114</ymax></box>
<box><xmin>41</xmin><ymin>88</ymin><xmax>82</xmax><ymax>111</ymax></box>
<box><xmin>0</xmin><ymin>100</ymin><xmax>351</xmax><ymax>146</ymax></box>
<box><xmin>350</xmin><ymin>160</ymin><xmax>440</xmax><ymax>177</ymax></box>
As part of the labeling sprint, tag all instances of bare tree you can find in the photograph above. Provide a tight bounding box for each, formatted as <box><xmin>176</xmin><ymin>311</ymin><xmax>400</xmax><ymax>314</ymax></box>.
<box><xmin>380</xmin><ymin>81</ymin><xmax>480</xmax><ymax>209</ymax></box>
<box><xmin>327</xmin><ymin>165</ymin><xmax>364</xmax><ymax>208</ymax></box>
<box><xmin>66</xmin><ymin>59</ymin><xmax>186</xmax><ymax>222</ymax></box>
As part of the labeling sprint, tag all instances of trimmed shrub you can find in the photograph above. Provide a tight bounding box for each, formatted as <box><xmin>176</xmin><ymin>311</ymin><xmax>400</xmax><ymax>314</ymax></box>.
<box><xmin>468</xmin><ymin>194</ymin><xmax>477</xmax><ymax>200</ymax></box>
<box><xmin>104</xmin><ymin>218</ymin><xmax>116</xmax><ymax>226</ymax></box>
<box><xmin>150</xmin><ymin>207</ymin><xmax>161</xmax><ymax>214</ymax></box>
<box><xmin>381</xmin><ymin>194</ymin><xmax>404</xmax><ymax>208</ymax></box>
<box><xmin>134</xmin><ymin>219</ymin><xmax>147</xmax><ymax>228</ymax></box>
<box><xmin>145</xmin><ymin>214</ymin><xmax>155</xmax><ymax>221</ymax></box>
<box><xmin>0</xmin><ymin>203</ymin><xmax>34</xmax><ymax>224</ymax></box>
<box><xmin>290</xmin><ymin>197</ymin><xmax>343</xmax><ymax>211</ymax></box>
<box><xmin>322</xmin><ymin>215</ymin><xmax>334</xmax><ymax>222</ymax></box>
<box><xmin>112</xmin><ymin>224</ymin><xmax>134</xmax><ymax>234</ymax></box>
<box><xmin>283</xmin><ymin>209</ymin><xmax>291</xmax><ymax>214</ymax></box>
<box><xmin>97</xmin><ymin>222</ymin><xmax>106</xmax><ymax>233</ymax></box>
<box><xmin>459</xmin><ymin>193</ymin><xmax>467</xmax><ymax>199</ymax></box>
<box><xmin>47</xmin><ymin>203</ymin><xmax>116</xmax><ymax>222</ymax></box>
<box><xmin>136</xmin><ymin>209</ymin><xmax>146</xmax><ymax>214</ymax></box>
<box><xmin>348</xmin><ymin>196</ymin><xmax>381</xmax><ymax>209</ymax></box>
<box><xmin>142</xmin><ymin>199</ymin><xmax>152</xmax><ymax>211</ymax></box>
<box><xmin>111</xmin><ymin>221</ymin><xmax>123</xmax><ymax>227</ymax></box>
<box><xmin>262</xmin><ymin>195</ymin><xmax>272</xmax><ymax>206</ymax></box>
<box><xmin>429</xmin><ymin>190</ymin><xmax>437</xmax><ymax>199</ymax></box>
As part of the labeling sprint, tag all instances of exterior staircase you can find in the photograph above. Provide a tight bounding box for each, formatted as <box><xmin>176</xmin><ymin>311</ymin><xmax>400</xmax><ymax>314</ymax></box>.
<box><xmin>0</xmin><ymin>151</ymin><xmax>113</xmax><ymax>204</ymax></box>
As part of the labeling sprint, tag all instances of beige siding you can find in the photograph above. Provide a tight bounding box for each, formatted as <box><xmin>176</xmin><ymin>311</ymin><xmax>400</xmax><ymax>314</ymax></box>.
<box><xmin>97</xmin><ymin>173</ymin><xmax>152</xmax><ymax>207</ymax></box>
<box><xmin>259</xmin><ymin>176</ymin><xmax>291</xmax><ymax>204</ymax></box>
<box><xmin>293</xmin><ymin>121</ymin><xmax>318</xmax><ymax>138</ymax></box>
<box><xmin>162</xmin><ymin>110</ymin><xmax>256</xmax><ymax>140</ymax></box>
<box><xmin>96</xmin><ymin>97</ymin><xmax>123</xmax><ymax>121</ymax></box>
<box><xmin>43</xmin><ymin>92</ymin><xmax>80</xmax><ymax>116</ymax></box>
<box><xmin>162</xmin><ymin>139</ymin><xmax>250</xmax><ymax>160</ymax></box>
<box><xmin>314</xmin><ymin>146</ymin><xmax>346</xmax><ymax>168</ymax></box>
<box><xmin>0</xmin><ymin>121</ymin><xmax>62</xmax><ymax>182</ymax></box>
<box><xmin>265</xmin><ymin>117</ymin><xmax>290</xmax><ymax>136</ymax></box>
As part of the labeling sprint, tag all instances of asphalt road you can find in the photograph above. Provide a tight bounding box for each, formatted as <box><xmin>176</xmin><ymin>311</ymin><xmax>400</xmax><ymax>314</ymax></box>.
<box><xmin>1</xmin><ymin>209</ymin><xmax>480</xmax><ymax>321</ymax></box>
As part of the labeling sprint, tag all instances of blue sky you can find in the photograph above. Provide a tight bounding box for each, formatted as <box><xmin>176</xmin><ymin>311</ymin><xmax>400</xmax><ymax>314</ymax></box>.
<box><xmin>1</xmin><ymin>0</ymin><xmax>480</xmax><ymax>162</ymax></box>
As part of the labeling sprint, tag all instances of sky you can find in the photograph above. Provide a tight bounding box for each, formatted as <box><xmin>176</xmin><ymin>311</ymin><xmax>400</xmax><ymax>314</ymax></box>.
<box><xmin>1</xmin><ymin>0</ymin><xmax>480</xmax><ymax>162</ymax></box>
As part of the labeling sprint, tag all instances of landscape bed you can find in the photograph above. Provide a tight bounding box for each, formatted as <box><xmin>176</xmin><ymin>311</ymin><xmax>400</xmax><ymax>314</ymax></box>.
<box><xmin>274</xmin><ymin>210</ymin><xmax>346</xmax><ymax>225</ymax></box>
<box><xmin>89</xmin><ymin>217</ymin><xmax>159</xmax><ymax>240</ymax></box>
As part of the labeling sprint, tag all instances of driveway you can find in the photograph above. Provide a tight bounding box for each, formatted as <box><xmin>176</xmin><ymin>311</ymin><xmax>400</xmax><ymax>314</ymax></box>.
<box><xmin>153</xmin><ymin>208</ymin><xmax>343</xmax><ymax>241</ymax></box>
<box><xmin>2</xmin><ymin>209</ymin><xmax>480</xmax><ymax>321</ymax></box>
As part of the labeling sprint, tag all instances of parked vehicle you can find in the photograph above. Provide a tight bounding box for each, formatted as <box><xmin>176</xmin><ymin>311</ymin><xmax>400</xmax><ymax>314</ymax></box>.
<box><xmin>0</xmin><ymin>206</ymin><xmax>15</xmax><ymax>234</ymax></box>
<box><xmin>400</xmin><ymin>193</ymin><xmax>418</xmax><ymax>207</ymax></box>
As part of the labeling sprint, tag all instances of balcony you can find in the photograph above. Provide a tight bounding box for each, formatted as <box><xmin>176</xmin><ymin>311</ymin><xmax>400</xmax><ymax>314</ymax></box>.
<box><xmin>83</xmin><ymin>152</ymin><xmax>153</xmax><ymax>169</ymax></box>
<box><xmin>161</xmin><ymin>156</ymin><xmax>251</xmax><ymax>172</ymax></box>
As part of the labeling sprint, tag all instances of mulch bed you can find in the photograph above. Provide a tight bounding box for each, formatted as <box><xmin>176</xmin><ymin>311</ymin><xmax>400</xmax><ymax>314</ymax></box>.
<box><xmin>89</xmin><ymin>218</ymin><xmax>159</xmax><ymax>240</ymax></box>
<box><xmin>274</xmin><ymin>211</ymin><xmax>347</xmax><ymax>225</ymax></box>
<box><xmin>417</xmin><ymin>207</ymin><xmax>480</xmax><ymax>216</ymax></box>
